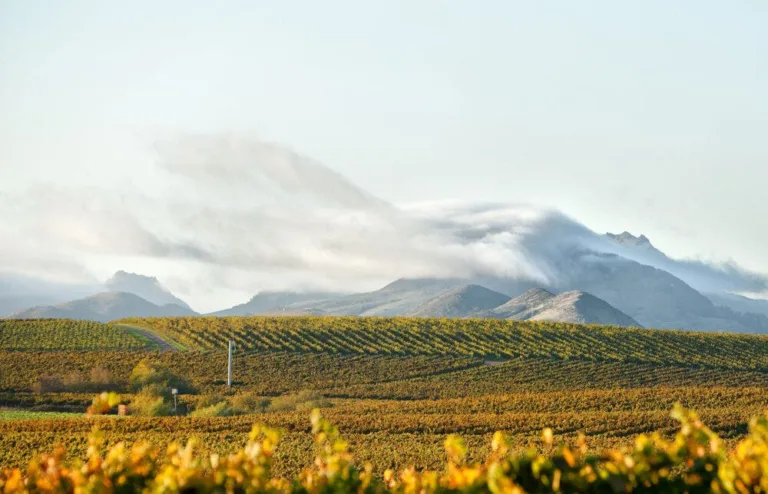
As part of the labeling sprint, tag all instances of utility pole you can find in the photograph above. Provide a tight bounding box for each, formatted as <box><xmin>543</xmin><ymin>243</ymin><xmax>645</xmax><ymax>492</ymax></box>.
<box><xmin>227</xmin><ymin>339</ymin><xmax>235</xmax><ymax>388</ymax></box>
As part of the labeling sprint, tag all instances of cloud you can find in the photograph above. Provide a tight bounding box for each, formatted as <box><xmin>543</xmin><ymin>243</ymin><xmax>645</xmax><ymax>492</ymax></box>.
<box><xmin>152</xmin><ymin>133</ymin><xmax>389</xmax><ymax>210</ymax></box>
<box><xmin>2</xmin><ymin>132</ymin><xmax>766</xmax><ymax>312</ymax></box>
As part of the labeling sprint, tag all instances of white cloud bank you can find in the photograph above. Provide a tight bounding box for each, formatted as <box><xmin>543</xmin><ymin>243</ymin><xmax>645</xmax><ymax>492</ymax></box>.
<box><xmin>1</xmin><ymin>133</ymin><xmax>766</xmax><ymax>312</ymax></box>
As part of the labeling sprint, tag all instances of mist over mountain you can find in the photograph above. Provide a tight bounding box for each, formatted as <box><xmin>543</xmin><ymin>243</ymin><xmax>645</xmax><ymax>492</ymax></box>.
<box><xmin>2</xmin><ymin>134</ymin><xmax>767</xmax><ymax>330</ymax></box>
<box><xmin>0</xmin><ymin>273</ymin><xmax>102</xmax><ymax>317</ymax></box>
<box><xmin>603</xmin><ymin>232</ymin><xmax>768</xmax><ymax>295</ymax></box>
<box><xmin>0</xmin><ymin>270</ymin><xmax>191</xmax><ymax>317</ymax></box>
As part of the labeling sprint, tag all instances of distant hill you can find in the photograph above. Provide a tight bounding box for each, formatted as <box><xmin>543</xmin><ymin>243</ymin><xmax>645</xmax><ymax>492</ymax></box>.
<box><xmin>604</xmin><ymin>231</ymin><xmax>768</xmax><ymax>296</ymax></box>
<box><xmin>106</xmin><ymin>271</ymin><xmax>191</xmax><ymax>309</ymax></box>
<box><xmin>11</xmin><ymin>292</ymin><xmax>197</xmax><ymax>323</ymax></box>
<box><xmin>556</xmin><ymin>253</ymin><xmax>718</xmax><ymax>329</ymax></box>
<box><xmin>489</xmin><ymin>288</ymin><xmax>640</xmax><ymax>326</ymax></box>
<box><xmin>487</xmin><ymin>288</ymin><xmax>556</xmax><ymax>318</ymax></box>
<box><xmin>291</xmin><ymin>278</ymin><xmax>461</xmax><ymax>316</ymax></box>
<box><xmin>0</xmin><ymin>295</ymin><xmax>58</xmax><ymax>319</ymax></box>
<box><xmin>210</xmin><ymin>291</ymin><xmax>341</xmax><ymax>316</ymax></box>
<box><xmin>707</xmin><ymin>292</ymin><xmax>768</xmax><ymax>318</ymax></box>
<box><xmin>261</xmin><ymin>307</ymin><xmax>329</xmax><ymax>316</ymax></box>
<box><xmin>0</xmin><ymin>273</ymin><xmax>102</xmax><ymax>317</ymax></box>
<box><xmin>406</xmin><ymin>285</ymin><xmax>510</xmax><ymax>318</ymax></box>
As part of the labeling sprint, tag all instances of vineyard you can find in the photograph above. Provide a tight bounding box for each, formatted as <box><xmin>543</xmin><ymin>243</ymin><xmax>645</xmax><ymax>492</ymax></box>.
<box><xmin>0</xmin><ymin>387</ymin><xmax>765</xmax><ymax>473</ymax></box>
<box><xmin>0</xmin><ymin>351</ymin><xmax>481</xmax><ymax>394</ymax></box>
<box><xmin>2</xmin><ymin>316</ymin><xmax>768</xmax><ymax>481</ymax></box>
<box><xmin>5</xmin><ymin>407</ymin><xmax>768</xmax><ymax>493</ymax></box>
<box><xmin>2</xmin><ymin>350</ymin><xmax>768</xmax><ymax>400</ymax></box>
<box><xmin>0</xmin><ymin>319</ymin><xmax>150</xmax><ymax>350</ymax></box>
<box><xmin>115</xmin><ymin>316</ymin><xmax>768</xmax><ymax>368</ymax></box>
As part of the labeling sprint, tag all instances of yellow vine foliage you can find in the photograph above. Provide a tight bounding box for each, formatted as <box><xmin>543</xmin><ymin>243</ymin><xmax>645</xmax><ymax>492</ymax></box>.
<box><xmin>5</xmin><ymin>405</ymin><xmax>768</xmax><ymax>493</ymax></box>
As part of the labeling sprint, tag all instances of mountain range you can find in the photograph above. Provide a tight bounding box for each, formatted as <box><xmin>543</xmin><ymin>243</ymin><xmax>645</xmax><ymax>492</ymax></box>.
<box><xmin>4</xmin><ymin>232</ymin><xmax>768</xmax><ymax>332</ymax></box>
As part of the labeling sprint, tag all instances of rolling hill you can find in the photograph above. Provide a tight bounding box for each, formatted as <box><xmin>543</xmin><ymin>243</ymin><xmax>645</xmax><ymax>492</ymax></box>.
<box><xmin>489</xmin><ymin>288</ymin><xmax>640</xmax><ymax>326</ymax></box>
<box><xmin>209</xmin><ymin>291</ymin><xmax>341</xmax><ymax>316</ymax></box>
<box><xmin>284</xmin><ymin>278</ymin><xmax>460</xmax><ymax>316</ymax></box>
<box><xmin>0</xmin><ymin>318</ymin><xmax>150</xmax><ymax>350</ymax></box>
<box><xmin>112</xmin><ymin>315</ymin><xmax>768</xmax><ymax>368</ymax></box>
<box><xmin>406</xmin><ymin>284</ymin><xmax>511</xmax><ymax>318</ymax></box>
<box><xmin>11</xmin><ymin>292</ymin><xmax>197</xmax><ymax>323</ymax></box>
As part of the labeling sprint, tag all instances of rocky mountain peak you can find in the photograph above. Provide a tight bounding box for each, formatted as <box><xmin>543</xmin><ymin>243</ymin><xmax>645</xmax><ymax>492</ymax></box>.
<box><xmin>105</xmin><ymin>270</ymin><xmax>190</xmax><ymax>309</ymax></box>
<box><xmin>606</xmin><ymin>231</ymin><xmax>653</xmax><ymax>249</ymax></box>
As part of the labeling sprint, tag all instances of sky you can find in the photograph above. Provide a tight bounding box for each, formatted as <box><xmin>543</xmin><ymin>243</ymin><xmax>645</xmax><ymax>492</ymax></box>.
<box><xmin>1</xmin><ymin>1</ymin><xmax>767</xmax><ymax>311</ymax></box>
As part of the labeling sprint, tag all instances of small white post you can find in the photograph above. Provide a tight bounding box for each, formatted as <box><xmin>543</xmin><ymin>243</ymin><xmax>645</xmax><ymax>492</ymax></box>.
<box><xmin>227</xmin><ymin>339</ymin><xmax>234</xmax><ymax>387</ymax></box>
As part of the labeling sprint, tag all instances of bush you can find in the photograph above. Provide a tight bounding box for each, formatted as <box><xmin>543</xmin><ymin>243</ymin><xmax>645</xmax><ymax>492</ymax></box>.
<box><xmin>86</xmin><ymin>392</ymin><xmax>120</xmax><ymax>415</ymax></box>
<box><xmin>61</xmin><ymin>372</ymin><xmax>87</xmax><ymax>391</ymax></box>
<box><xmin>129</xmin><ymin>359</ymin><xmax>193</xmax><ymax>394</ymax></box>
<box><xmin>31</xmin><ymin>375</ymin><xmax>64</xmax><ymax>393</ymax></box>
<box><xmin>267</xmin><ymin>390</ymin><xmax>333</xmax><ymax>413</ymax></box>
<box><xmin>188</xmin><ymin>392</ymin><xmax>270</xmax><ymax>417</ymax></box>
<box><xmin>89</xmin><ymin>366</ymin><xmax>121</xmax><ymax>390</ymax></box>
<box><xmin>194</xmin><ymin>393</ymin><xmax>227</xmax><ymax>410</ymax></box>
<box><xmin>189</xmin><ymin>401</ymin><xmax>232</xmax><ymax>417</ymax></box>
<box><xmin>231</xmin><ymin>392</ymin><xmax>271</xmax><ymax>415</ymax></box>
<box><xmin>129</xmin><ymin>387</ymin><xmax>173</xmax><ymax>417</ymax></box>
<box><xmin>32</xmin><ymin>367</ymin><xmax>123</xmax><ymax>394</ymax></box>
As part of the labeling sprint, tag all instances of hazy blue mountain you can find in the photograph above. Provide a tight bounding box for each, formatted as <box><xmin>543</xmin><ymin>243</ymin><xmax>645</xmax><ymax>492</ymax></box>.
<box><xmin>707</xmin><ymin>292</ymin><xmax>768</xmax><ymax>318</ymax></box>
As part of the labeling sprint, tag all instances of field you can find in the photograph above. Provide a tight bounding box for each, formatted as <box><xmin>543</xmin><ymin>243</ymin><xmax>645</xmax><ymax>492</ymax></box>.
<box><xmin>1</xmin><ymin>316</ymin><xmax>768</xmax><ymax>478</ymax></box>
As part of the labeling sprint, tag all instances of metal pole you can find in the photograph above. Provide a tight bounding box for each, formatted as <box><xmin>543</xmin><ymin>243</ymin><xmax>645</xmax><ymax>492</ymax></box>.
<box><xmin>227</xmin><ymin>339</ymin><xmax>233</xmax><ymax>387</ymax></box>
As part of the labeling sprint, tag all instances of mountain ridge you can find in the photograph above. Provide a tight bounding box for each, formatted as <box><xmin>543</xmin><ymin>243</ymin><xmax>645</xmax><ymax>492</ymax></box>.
<box><xmin>11</xmin><ymin>291</ymin><xmax>197</xmax><ymax>323</ymax></box>
<box><xmin>209</xmin><ymin>291</ymin><xmax>342</xmax><ymax>316</ymax></box>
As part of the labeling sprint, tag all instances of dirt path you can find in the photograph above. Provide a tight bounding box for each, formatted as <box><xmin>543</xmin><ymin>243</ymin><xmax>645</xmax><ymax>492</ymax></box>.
<box><xmin>483</xmin><ymin>359</ymin><xmax>509</xmax><ymax>366</ymax></box>
<box><xmin>116</xmin><ymin>324</ymin><xmax>180</xmax><ymax>352</ymax></box>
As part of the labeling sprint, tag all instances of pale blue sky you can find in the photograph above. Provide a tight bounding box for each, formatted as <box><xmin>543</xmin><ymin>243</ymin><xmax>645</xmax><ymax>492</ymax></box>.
<box><xmin>1</xmin><ymin>1</ymin><xmax>767</xmax><ymax>303</ymax></box>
